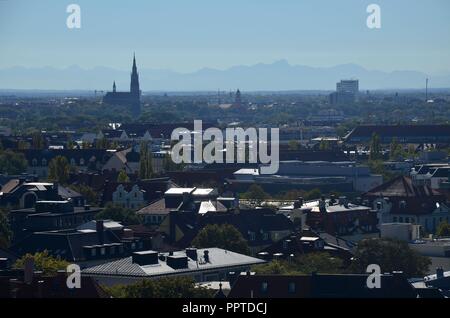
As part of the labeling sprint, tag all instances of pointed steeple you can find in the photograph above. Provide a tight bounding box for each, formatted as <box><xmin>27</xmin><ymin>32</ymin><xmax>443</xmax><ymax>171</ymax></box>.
<box><xmin>132</xmin><ymin>52</ymin><xmax>137</xmax><ymax>73</ymax></box>
<box><xmin>130</xmin><ymin>53</ymin><xmax>140</xmax><ymax>94</ymax></box>
<box><xmin>113</xmin><ymin>81</ymin><xmax>116</xmax><ymax>92</ymax></box>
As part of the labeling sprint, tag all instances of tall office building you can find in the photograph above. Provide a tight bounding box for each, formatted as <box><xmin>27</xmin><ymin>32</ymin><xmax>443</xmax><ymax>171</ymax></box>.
<box><xmin>330</xmin><ymin>79</ymin><xmax>359</xmax><ymax>105</ymax></box>
<box><xmin>336</xmin><ymin>80</ymin><xmax>359</xmax><ymax>95</ymax></box>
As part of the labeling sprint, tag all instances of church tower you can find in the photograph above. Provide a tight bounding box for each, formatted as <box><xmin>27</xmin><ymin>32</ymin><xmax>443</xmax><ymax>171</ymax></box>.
<box><xmin>234</xmin><ymin>89</ymin><xmax>241</xmax><ymax>107</ymax></box>
<box><xmin>130</xmin><ymin>53</ymin><xmax>140</xmax><ymax>95</ymax></box>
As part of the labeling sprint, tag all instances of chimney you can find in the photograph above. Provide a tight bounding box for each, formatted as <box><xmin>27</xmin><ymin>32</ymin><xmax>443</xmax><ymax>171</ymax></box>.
<box><xmin>186</xmin><ymin>248</ymin><xmax>198</xmax><ymax>261</ymax></box>
<box><xmin>132</xmin><ymin>251</ymin><xmax>159</xmax><ymax>266</ymax></box>
<box><xmin>330</xmin><ymin>194</ymin><xmax>336</xmax><ymax>205</ymax></box>
<box><xmin>24</xmin><ymin>257</ymin><xmax>34</xmax><ymax>285</ymax></box>
<box><xmin>294</xmin><ymin>197</ymin><xmax>304</xmax><ymax>209</ymax></box>
<box><xmin>436</xmin><ymin>267</ymin><xmax>444</xmax><ymax>279</ymax></box>
<box><xmin>319</xmin><ymin>196</ymin><xmax>326</xmax><ymax>213</ymax></box>
<box><xmin>203</xmin><ymin>250</ymin><xmax>210</xmax><ymax>263</ymax></box>
<box><xmin>182</xmin><ymin>192</ymin><xmax>191</xmax><ymax>204</ymax></box>
<box><xmin>96</xmin><ymin>220</ymin><xmax>104</xmax><ymax>244</ymax></box>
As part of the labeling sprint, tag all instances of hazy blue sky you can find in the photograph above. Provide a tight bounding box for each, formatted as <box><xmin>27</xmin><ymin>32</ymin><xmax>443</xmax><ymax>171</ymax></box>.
<box><xmin>1</xmin><ymin>0</ymin><xmax>449</xmax><ymax>74</ymax></box>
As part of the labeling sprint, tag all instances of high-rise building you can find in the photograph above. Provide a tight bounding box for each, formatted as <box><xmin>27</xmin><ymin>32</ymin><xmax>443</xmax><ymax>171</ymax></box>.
<box><xmin>336</xmin><ymin>80</ymin><xmax>359</xmax><ymax>95</ymax></box>
<box><xmin>103</xmin><ymin>54</ymin><xmax>141</xmax><ymax>116</ymax></box>
<box><xmin>330</xmin><ymin>79</ymin><xmax>359</xmax><ymax>105</ymax></box>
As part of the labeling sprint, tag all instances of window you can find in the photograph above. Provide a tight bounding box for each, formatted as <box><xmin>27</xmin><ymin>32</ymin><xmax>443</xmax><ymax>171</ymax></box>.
<box><xmin>405</xmin><ymin>217</ymin><xmax>410</xmax><ymax>223</ymax></box>
<box><xmin>70</xmin><ymin>158</ymin><xmax>76</xmax><ymax>166</ymax></box>
<box><xmin>288</xmin><ymin>282</ymin><xmax>296</xmax><ymax>294</ymax></box>
<box><xmin>249</xmin><ymin>232</ymin><xmax>256</xmax><ymax>241</ymax></box>
<box><xmin>262</xmin><ymin>232</ymin><xmax>269</xmax><ymax>241</ymax></box>
<box><xmin>399</xmin><ymin>217</ymin><xmax>403</xmax><ymax>223</ymax></box>
<box><xmin>110</xmin><ymin>246</ymin><xmax>116</xmax><ymax>255</ymax></box>
<box><xmin>91</xmin><ymin>249</ymin><xmax>96</xmax><ymax>257</ymax></box>
<box><xmin>42</xmin><ymin>159</ymin><xmax>47</xmax><ymax>166</ymax></box>
<box><xmin>100</xmin><ymin>247</ymin><xmax>106</xmax><ymax>255</ymax></box>
<box><xmin>393</xmin><ymin>217</ymin><xmax>398</xmax><ymax>222</ymax></box>
<box><xmin>32</xmin><ymin>158</ymin><xmax>38</xmax><ymax>166</ymax></box>
<box><xmin>80</xmin><ymin>158</ymin><xmax>85</xmax><ymax>166</ymax></box>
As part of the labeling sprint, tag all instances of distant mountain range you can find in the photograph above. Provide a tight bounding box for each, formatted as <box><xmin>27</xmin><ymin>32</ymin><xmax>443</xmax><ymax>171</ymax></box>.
<box><xmin>1</xmin><ymin>60</ymin><xmax>449</xmax><ymax>91</ymax></box>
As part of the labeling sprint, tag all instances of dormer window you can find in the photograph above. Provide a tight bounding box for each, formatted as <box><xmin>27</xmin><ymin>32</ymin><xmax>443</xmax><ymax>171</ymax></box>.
<box><xmin>261</xmin><ymin>282</ymin><xmax>268</xmax><ymax>293</ymax></box>
<box><xmin>32</xmin><ymin>158</ymin><xmax>38</xmax><ymax>166</ymax></box>
<box><xmin>70</xmin><ymin>158</ymin><xmax>76</xmax><ymax>166</ymax></box>
<box><xmin>42</xmin><ymin>159</ymin><xmax>47</xmax><ymax>166</ymax></box>
<box><xmin>80</xmin><ymin>158</ymin><xmax>85</xmax><ymax>166</ymax></box>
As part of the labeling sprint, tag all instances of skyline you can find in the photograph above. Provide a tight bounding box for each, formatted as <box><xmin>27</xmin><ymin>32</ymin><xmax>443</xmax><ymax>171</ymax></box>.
<box><xmin>2</xmin><ymin>58</ymin><xmax>450</xmax><ymax>91</ymax></box>
<box><xmin>0</xmin><ymin>0</ymin><xmax>450</xmax><ymax>75</ymax></box>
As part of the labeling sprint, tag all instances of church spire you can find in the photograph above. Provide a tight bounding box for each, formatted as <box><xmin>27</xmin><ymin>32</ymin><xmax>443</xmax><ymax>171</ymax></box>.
<box><xmin>132</xmin><ymin>52</ymin><xmax>137</xmax><ymax>72</ymax></box>
<box><xmin>130</xmin><ymin>53</ymin><xmax>140</xmax><ymax>94</ymax></box>
<box><xmin>113</xmin><ymin>81</ymin><xmax>116</xmax><ymax>92</ymax></box>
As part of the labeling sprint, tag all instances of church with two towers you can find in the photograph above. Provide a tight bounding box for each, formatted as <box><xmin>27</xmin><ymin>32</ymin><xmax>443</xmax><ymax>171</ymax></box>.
<box><xmin>103</xmin><ymin>54</ymin><xmax>141</xmax><ymax>116</ymax></box>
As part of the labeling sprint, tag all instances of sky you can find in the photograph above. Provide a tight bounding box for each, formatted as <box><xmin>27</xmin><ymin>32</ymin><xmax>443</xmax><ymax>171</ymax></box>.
<box><xmin>0</xmin><ymin>0</ymin><xmax>449</xmax><ymax>74</ymax></box>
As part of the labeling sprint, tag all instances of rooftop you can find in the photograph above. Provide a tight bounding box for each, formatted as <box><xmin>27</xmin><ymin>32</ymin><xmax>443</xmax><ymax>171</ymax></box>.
<box><xmin>83</xmin><ymin>247</ymin><xmax>265</xmax><ymax>278</ymax></box>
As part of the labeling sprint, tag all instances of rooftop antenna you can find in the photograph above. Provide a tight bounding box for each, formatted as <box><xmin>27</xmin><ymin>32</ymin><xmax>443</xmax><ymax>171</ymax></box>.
<box><xmin>425</xmin><ymin>78</ymin><xmax>429</xmax><ymax>101</ymax></box>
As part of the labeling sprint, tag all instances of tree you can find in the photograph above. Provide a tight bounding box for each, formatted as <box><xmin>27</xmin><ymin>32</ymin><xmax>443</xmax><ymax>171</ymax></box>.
<box><xmin>304</xmin><ymin>188</ymin><xmax>322</xmax><ymax>201</ymax></box>
<box><xmin>252</xmin><ymin>260</ymin><xmax>296</xmax><ymax>275</ymax></box>
<box><xmin>369</xmin><ymin>133</ymin><xmax>382</xmax><ymax>160</ymax></box>
<box><xmin>69</xmin><ymin>184</ymin><xmax>99</xmax><ymax>206</ymax></box>
<box><xmin>288</xmin><ymin>140</ymin><xmax>300</xmax><ymax>151</ymax></box>
<box><xmin>105</xmin><ymin>277</ymin><xmax>213</xmax><ymax>298</ymax></box>
<box><xmin>139</xmin><ymin>141</ymin><xmax>154</xmax><ymax>179</ymax></box>
<box><xmin>13</xmin><ymin>251</ymin><xmax>70</xmax><ymax>275</ymax></box>
<box><xmin>436</xmin><ymin>221</ymin><xmax>450</xmax><ymax>237</ymax></box>
<box><xmin>32</xmin><ymin>132</ymin><xmax>46</xmax><ymax>149</ymax></box>
<box><xmin>241</xmin><ymin>184</ymin><xmax>270</xmax><ymax>204</ymax></box>
<box><xmin>95</xmin><ymin>138</ymin><xmax>110</xmax><ymax>149</ymax></box>
<box><xmin>294</xmin><ymin>252</ymin><xmax>343</xmax><ymax>274</ymax></box>
<box><xmin>95</xmin><ymin>203</ymin><xmax>141</xmax><ymax>225</ymax></box>
<box><xmin>192</xmin><ymin>224</ymin><xmax>250</xmax><ymax>255</ymax></box>
<box><xmin>117</xmin><ymin>169</ymin><xmax>130</xmax><ymax>183</ymax></box>
<box><xmin>0</xmin><ymin>150</ymin><xmax>27</xmax><ymax>175</ymax></box>
<box><xmin>389</xmin><ymin>137</ymin><xmax>404</xmax><ymax>160</ymax></box>
<box><xmin>319</xmin><ymin>139</ymin><xmax>331</xmax><ymax>151</ymax></box>
<box><xmin>48</xmin><ymin>156</ymin><xmax>70</xmax><ymax>184</ymax></box>
<box><xmin>0</xmin><ymin>208</ymin><xmax>11</xmax><ymax>249</ymax></box>
<box><xmin>350</xmin><ymin>238</ymin><xmax>431</xmax><ymax>277</ymax></box>
<box><xmin>252</xmin><ymin>252</ymin><xmax>344</xmax><ymax>275</ymax></box>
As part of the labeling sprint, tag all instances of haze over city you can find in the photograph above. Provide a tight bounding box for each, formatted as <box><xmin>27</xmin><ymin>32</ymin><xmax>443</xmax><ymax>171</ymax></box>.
<box><xmin>1</xmin><ymin>0</ymin><xmax>450</xmax><ymax>90</ymax></box>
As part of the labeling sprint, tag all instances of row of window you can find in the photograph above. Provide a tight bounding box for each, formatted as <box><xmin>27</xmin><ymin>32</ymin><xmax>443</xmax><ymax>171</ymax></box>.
<box><xmin>31</xmin><ymin>157</ymin><xmax>89</xmax><ymax>166</ymax></box>
<box><xmin>261</xmin><ymin>282</ymin><xmax>296</xmax><ymax>294</ymax></box>
<box><xmin>53</xmin><ymin>215</ymin><xmax>91</xmax><ymax>228</ymax></box>
<box><xmin>88</xmin><ymin>241</ymin><xmax>144</xmax><ymax>258</ymax></box>
<box><xmin>248</xmin><ymin>232</ymin><xmax>269</xmax><ymax>241</ymax></box>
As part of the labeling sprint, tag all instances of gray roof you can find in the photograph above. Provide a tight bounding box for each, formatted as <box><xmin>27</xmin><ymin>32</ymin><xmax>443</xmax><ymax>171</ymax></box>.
<box><xmin>82</xmin><ymin>247</ymin><xmax>265</xmax><ymax>278</ymax></box>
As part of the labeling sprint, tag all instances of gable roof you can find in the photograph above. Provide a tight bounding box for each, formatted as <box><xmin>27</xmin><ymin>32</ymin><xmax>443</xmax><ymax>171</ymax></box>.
<box><xmin>364</xmin><ymin>175</ymin><xmax>442</xmax><ymax>198</ymax></box>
